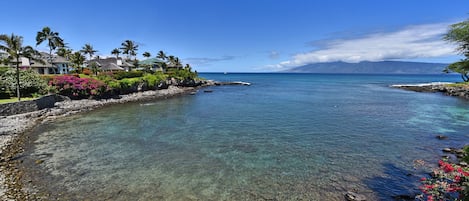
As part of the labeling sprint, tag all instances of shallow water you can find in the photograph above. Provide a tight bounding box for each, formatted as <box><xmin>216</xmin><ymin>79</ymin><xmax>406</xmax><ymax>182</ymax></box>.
<box><xmin>24</xmin><ymin>73</ymin><xmax>469</xmax><ymax>200</ymax></box>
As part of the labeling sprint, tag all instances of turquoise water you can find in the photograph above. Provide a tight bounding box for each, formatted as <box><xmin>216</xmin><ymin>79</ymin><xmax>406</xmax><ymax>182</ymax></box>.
<box><xmin>25</xmin><ymin>73</ymin><xmax>469</xmax><ymax>200</ymax></box>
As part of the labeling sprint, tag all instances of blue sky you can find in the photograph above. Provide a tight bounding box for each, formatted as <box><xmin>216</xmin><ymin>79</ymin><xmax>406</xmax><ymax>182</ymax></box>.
<box><xmin>1</xmin><ymin>0</ymin><xmax>468</xmax><ymax>72</ymax></box>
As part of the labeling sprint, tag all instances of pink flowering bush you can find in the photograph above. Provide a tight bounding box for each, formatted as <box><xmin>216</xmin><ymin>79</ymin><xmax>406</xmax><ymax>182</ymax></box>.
<box><xmin>419</xmin><ymin>160</ymin><xmax>469</xmax><ymax>201</ymax></box>
<box><xmin>49</xmin><ymin>75</ymin><xmax>108</xmax><ymax>99</ymax></box>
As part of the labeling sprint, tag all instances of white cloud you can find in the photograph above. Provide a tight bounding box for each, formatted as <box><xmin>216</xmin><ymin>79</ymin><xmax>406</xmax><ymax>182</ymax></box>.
<box><xmin>270</xmin><ymin>22</ymin><xmax>457</xmax><ymax>70</ymax></box>
<box><xmin>184</xmin><ymin>56</ymin><xmax>235</xmax><ymax>66</ymax></box>
<box><xmin>268</xmin><ymin>51</ymin><xmax>280</xmax><ymax>59</ymax></box>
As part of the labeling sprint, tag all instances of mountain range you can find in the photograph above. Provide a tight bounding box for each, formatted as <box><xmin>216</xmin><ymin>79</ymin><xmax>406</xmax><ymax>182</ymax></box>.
<box><xmin>284</xmin><ymin>61</ymin><xmax>448</xmax><ymax>74</ymax></box>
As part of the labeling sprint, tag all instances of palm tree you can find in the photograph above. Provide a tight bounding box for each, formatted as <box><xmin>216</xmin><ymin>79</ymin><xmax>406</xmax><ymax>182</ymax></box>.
<box><xmin>167</xmin><ymin>55</ymin><xmax>176</xmax><ymax>66</ymax></box>
<box><xmin>111</xmin><ymin>48</ymin><xmax>121</xmax><ymax>59</ymax></box>
<box><xmin>143</xmin><ymin>51</ymin><xmax>151</xmax><ymax>59</ymax></box>
<box><xmin>0</xmin><ymin>34</ymin><xmax>41</xmax><ymax>101</ymax></box>
<box><xmin>157</xmin><ymin>50</ymin><xmax>167</xmax><ymax>61</ymax></box>
<box><xmin>57</xmin><ymin>47</ymin><xmax>72</xmax><ymax>60</ymax></box>
<box><xmin>22</xmin><ymin>46</ymin><xmax>45</xmax><ymax>69</ymax></box>
<box><xmin>81</xmin><ymin>43</ymin><xmax>97</xmax><ymax>64</ymax></box>
<box><xmin>69</xmin><ymin>51</ymin><xmax>86</xmax><ymax>73</ymax></box>
<box><xmin>120</xmin><ymin>40</ymin><xmax>138</xmax><ymax>61</ymax></box>
<box><xmin>184</xmin><ymin>64</ymin><xmax>192</xmax><ymax>71</ymax></box>
<box><xmin>174</xmin><ymin>57</ymin><xmax>182</xmax><ymax>68</ymax></box>
<box><xmin>36</xmin><ymin>27</ymin><xmax>64</xmax><ymax>73</ymax></box>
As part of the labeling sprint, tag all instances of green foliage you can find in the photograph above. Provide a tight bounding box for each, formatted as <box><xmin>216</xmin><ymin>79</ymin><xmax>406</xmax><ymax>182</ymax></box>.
<box><xmin>445</xmin><ymin>18</ymin><xmax>469</xmax><ymax>82</ymax></box>
<box><xmin>0</xmin><ymin>69</ymin><xmax>47</xmax><ymax>96</ymax></box>
<box><xmin>69</xmin><ymin>51</ymin><xmax>86</xmax><ymax>72</ymax></box>
<box><xmin>445</xmin><ymin>20</ymin><xmax>469</xmax><ymax>56</ymax></box>
<box><xmin>445</xmin><ymin>60</ymin><xmax>469</xmax><ymax>82</ymax></box>
<box><xmin>463</xmin><ymin>145</ymin><xmax>469</xmax><ymax>164</ymax></box>
<box><xmin>118</xmin><ymin>77</ymin><xmax>142</xmax><ymax>89</ymax></box>
<box><xmin>89</xmin><ymin>62</ymin><xmax>100</xmax><ymax>76</ymax></box>
<box><xmin>0</xmin><ymin>67</ymin><xmax>9</xmax><ymax>76</ymax></box>
<box><xmin>167</xmin><ymin>68</ymin><xmax>198</xmax><ymax>80</ymax></box>
<box><xmin>113</xmin><ymin>71</ymin><xmax>144</xmax><ymax>80</ymax></box>
<box><xmin>143</xmin><ymin>72</ymin><xmax>167</xmax><ymax>87</ymax></box>
<box><xmin>446</xmin><ymin>82</ymin><xmax>469</xmax><ymax>87</ymax></box>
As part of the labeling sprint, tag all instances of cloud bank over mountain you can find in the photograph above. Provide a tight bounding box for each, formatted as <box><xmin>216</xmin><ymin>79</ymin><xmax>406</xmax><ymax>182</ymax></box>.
<box><xmin>270</xmin><ymin>22</ymin><xmax>457</xmax><ymax>70</ymax></box>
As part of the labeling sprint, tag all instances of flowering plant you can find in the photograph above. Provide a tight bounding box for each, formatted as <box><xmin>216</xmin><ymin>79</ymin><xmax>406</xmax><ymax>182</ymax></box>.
<box><xmin>419</xmin><ymin>160</ymin><xmax>469</xmax><ymax>201</ymax></box>
<box><xmin>49</xmin><ymin>75</ymin><xmax>107</xmax><ymax>98</ymax></box>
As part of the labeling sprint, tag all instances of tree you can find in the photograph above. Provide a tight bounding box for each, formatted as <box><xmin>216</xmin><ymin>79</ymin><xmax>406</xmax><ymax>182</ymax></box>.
<box><xmin>111</xmin><ymin>48</ymin><xmax>121</xmax><ymax>59</ymax></box>
<box><xmin>81</xmin><ymin>43</ymin><xmax>97</xmax><ymax>64</ymax></box>
<box><xmin>157</xmin><ymin>50</ymin><xmax>167</xmax><ymax>61</ymax></box>
<box><xmin>36</xmin><ymin>27</ymin><xmax>64</xmax><ymax>73</ymax></box>
<box><xmin>445</xmin><ymin>60</ymin><xmax>469</xmax><ymax>82</ymax></box>
<box><xmin>444</xmin><ymin>19</ymin><xmax>469</xmax><ymax>82</ymax></box>
<box><xmin>69</xmin><ymin>51</ymin><xmax>86</xmax><ymax>73</ymax></box>
<box><xmin>174</xmin><ymin>57</ymin><xmax>182</xmax><ymax>68</ymax></box>
<box><xmin>167</xmin><ymin>55</ymin><xmax>176</xmax><ymax>66</ymax></box>
<box><xmin>0</xmin><ymin>34</ymin><xmax>42</xmax><ymax>100</ymax></box>
<box><xmin>89</xmin><ymin>62</ymin><xmax>99</xmax><ymax>76</ymax></box>
<box><xmin>184</xmin><ymin>64</ymin><xmax>192</xmax><ymax>71</ymax></box>
<box><xmin>143</xmin><ymin>51</ymin><xmax>151</xmax><ymax>59</ymax></box>
<box><xmin>57</xmin><ymin>47</ymin><xmax>72</xmax><ymax>60</ymax></box>
<box><xmin>120</xmin><ymin>40</ymin><xmax>138</xmax><ymax>61</ymax></box>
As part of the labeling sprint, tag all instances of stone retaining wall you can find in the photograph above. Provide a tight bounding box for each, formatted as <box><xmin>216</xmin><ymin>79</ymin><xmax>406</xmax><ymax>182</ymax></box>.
<box><xmin>0</xmin><ymin>95</ymin><xmax>67</xmax><ymax>116</ymax></box>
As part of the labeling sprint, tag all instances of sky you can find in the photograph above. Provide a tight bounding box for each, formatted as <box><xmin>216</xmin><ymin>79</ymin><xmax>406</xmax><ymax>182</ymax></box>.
<box><xmin>1</xmin><ymin>0</ymin><xmax>468</xmax><ymax>72</ymax></box>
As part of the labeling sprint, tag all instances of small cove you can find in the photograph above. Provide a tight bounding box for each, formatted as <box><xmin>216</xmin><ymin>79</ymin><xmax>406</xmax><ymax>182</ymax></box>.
<box><xmin>18</xmin><ymin>73</ymin><xmax>469</xmax><ymax>200</ymax></box>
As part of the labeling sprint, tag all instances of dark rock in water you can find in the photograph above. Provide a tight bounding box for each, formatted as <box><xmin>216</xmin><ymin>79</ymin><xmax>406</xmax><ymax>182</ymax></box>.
<box><xmin>455</xmin><ymin>149</ymin><xmax>464</xmax><ymax>154</ymax></box>
<box><xmin>442</xmin><ymin>148</ymin><xmax>453</xmax><ymax>153</ymax></box>
<box><xmin>392</xmin><ymin>194</ymin><xmax>416</xmax><ymax>200</ymax></box>
<box><xmin>345</xmin><ymin>191</ymin><xmax>366</xmax><ymax>201</ymax></box>
<box><xmin>203</xmin><ymin>90</ymin><xmax>213</xmax><ymax>93</ymax></box>
<box><xmin>436</xmin><ymin>135</ymin><xmax>448</xmax><ymax>140</ymax></box>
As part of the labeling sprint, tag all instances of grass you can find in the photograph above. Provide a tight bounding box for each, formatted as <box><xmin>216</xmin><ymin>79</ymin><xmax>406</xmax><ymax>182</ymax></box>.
<box><xmin>0</xmin><ymin>97</ymin><xmax>37</xmax><ymax>104</ymax></box>
<box><xmin>446</xmin><ymin>82</ymin><xmax>469</xmax><ymax>87</ymax></box>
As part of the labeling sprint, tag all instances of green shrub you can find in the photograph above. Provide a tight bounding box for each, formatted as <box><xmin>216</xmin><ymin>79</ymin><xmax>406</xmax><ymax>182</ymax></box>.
<box><xmin>119</xmin><ymin>77</ymin><xmax>142</xmax><ymax>89</ymax></box>
<box><xmin>0</xmin><ymin>69</ymin><xmax>47</xmax><ymax>96</ymax></box>
<box><xmin>113</xmin><ymin>71</ymin><xmax>144</xmax><ymax>80</ymax></box>
<box><xmin>107</xmin><ymin>80</ymin><xmax>121</xmax><ymax>90</ymax></box>
<box><xmin>0</xmin><ymin>67</ymin><xmax>9</xmax><ymax>76</ymax></box>
<box><xmin>167</xmin><ymin>68</ymin><xmax>197</xmax><ymax>80</ymax></box>
<box><xmin>143</xmin><ymin>72</ymin><xmax>167</xmax><ymax>87</ymax></box>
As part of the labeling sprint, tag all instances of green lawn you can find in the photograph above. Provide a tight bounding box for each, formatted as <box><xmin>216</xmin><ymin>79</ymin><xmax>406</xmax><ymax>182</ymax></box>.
<box><xmin>447</xmin><ymin>82</ymin><xmax>469</xmax><ymax>87</ymax></box>
<box><xmin>0</xmin><ymin>97</ymin><xmax>37</xmax><ymax>104</ymax></box>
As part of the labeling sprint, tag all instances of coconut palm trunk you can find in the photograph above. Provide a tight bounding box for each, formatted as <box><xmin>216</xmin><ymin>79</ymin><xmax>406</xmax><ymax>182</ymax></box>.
<box><xmin>15</xmin><ymin>54</ymin><xmax>20</xmax><ymax>101</ymax></box>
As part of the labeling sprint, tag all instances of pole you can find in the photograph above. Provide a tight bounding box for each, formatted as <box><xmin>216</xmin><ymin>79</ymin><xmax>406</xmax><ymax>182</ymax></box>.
<box><xmin>16</xmin><ymin>53</ymin><xmax>20</xmax><ymax>101</ymax></box>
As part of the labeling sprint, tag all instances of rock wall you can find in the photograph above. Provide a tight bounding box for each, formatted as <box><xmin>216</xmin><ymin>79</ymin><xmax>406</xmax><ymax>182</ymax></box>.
<box><xmin>0</xmin><ymin>95</ymin><xmax>67</xmax><ymax>116</ymax></box>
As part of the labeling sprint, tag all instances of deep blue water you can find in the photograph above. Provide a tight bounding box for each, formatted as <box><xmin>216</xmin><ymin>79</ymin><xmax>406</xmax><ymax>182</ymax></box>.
<box><xmin>28</xmin><ymin>73</ymin><xmax>469</xmax><ymax>200</ymax></box>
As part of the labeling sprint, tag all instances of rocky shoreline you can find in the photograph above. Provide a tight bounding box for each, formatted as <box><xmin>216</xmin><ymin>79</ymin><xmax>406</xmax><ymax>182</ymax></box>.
<box><xmin>391</xmin><ymin>82</ymin><xmax>469</xmax><ymax>99</ymax></box>
<box><xmin>0</xmin><ymin>79</ymin><xmax>242</xmax><ymax>200</ymax></box>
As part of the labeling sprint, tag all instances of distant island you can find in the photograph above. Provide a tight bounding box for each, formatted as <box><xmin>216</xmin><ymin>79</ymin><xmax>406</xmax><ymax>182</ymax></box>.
<box><xmin>284</xmin><ymin>61</ymin><xmax>448</xmax><ymax>74</ymax></box>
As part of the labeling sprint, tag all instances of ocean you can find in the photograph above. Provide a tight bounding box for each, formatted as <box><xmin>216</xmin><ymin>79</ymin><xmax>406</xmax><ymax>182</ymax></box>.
<box><xmin>22</xmin><ymin>73</ymin><xmax>469</xmax><ymax>200</ymax></box>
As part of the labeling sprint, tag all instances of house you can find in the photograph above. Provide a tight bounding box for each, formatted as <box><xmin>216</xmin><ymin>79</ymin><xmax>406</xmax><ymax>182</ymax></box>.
<box><xmin>4</xmin><ymin>52</ymin><xmax>71</xmax><ymax>74</ymax></box>
<box><xmin>139</xmin><ymin>58</ymin><xmax>166</xmax><ymax>71</ymax></box>
<box><xmin>87</xmin><ymin>57</ymin><xmax>132</xmax><ymax>72</ymax></box>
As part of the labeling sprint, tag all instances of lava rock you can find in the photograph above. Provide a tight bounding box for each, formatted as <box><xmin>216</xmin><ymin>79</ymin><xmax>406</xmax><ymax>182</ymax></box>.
<box><xmin>345</xmin><ymin>191</ymin><xmax>366</xmax><ymax>201</ymax></box>
<box><xmin>436</xmin><ymin>135</ymin><xmax>448</xmax><ymax>140</ymax></box>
